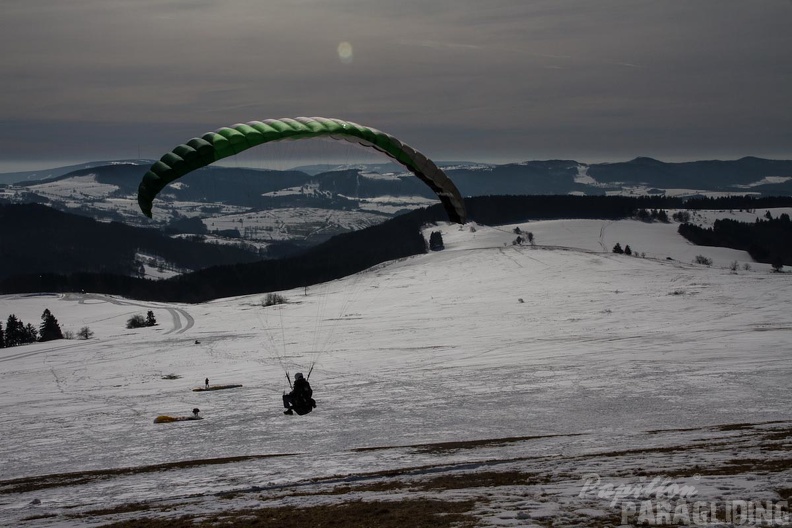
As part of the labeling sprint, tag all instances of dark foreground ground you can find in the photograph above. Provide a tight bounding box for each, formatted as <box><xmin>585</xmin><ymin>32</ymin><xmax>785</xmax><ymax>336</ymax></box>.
<box><xmin>4</xmin><ymin>419</ymin><xmax>791</xmax><ymax>527</ymax></box>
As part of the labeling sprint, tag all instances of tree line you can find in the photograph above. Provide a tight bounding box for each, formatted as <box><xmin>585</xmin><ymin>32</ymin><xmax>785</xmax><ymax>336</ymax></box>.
<box><xmin>0</xmin><ymin>309</ymin><xmax>73</xmax><ymax>347</ymax></box>
<box><xmin>677</xmin><ymin>213</ymin><xmax>792</xmax><ymax>269</ymax></box>
<box><xmin>0</xmin><ymin>203</ymin><xmax>263</xmax><ymax>281</ymax></box>
<box><xmin>3</xmin><ymin>194</ymin><xmax>792</xmax><ymax>303</ymax></box>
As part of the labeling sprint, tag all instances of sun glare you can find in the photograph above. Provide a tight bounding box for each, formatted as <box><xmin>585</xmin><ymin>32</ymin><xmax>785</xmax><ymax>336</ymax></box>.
<box><xmin>337</xmin><ymin>41</ymin><xmax>353</xmax><ymax>64</ymax></box>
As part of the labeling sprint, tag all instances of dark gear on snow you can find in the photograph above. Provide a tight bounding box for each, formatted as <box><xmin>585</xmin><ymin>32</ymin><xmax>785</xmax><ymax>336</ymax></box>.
<box><xmin>283</xmin><ymin>373</ymin><xmax>316</xmax><ymax>415</ymax></box>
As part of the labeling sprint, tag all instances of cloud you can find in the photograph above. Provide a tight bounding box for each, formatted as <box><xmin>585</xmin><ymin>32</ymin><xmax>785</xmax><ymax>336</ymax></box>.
<box><xmin>1</xmin><ymin>0</ymin><xmax>790</xmax><ymax>164</ymax></box>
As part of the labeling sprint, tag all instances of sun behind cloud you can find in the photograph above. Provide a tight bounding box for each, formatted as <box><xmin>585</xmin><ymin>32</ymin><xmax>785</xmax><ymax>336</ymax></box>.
<box><xmin>337</xmin><ymin>41</ymin><xmax>353</xmax><ymax>64</ymax></box>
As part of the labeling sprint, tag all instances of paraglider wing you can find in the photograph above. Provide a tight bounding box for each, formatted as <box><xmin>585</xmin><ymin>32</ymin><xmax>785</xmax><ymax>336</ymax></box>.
<box><xmin>137</xmin><ymin>117</ymin><xmax>466</xmax><ymax>224</ymax></box>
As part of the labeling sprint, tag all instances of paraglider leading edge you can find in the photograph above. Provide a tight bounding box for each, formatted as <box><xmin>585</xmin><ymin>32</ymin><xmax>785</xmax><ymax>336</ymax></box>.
<box><xmin>137</xmin><ymin>117</ymin><xmax>467</xmax><ymax>224</ymax></box>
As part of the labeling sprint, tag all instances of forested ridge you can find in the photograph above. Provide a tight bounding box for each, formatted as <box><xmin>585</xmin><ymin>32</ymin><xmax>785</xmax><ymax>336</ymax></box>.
<box><xmin>2</xmin><ymin>195</ymin><xmax>791</xmax><ymax>302</ymax></box>
<box><xmin>0</xmin><ymin>203</ymin><xmax>264</xmax><ymax>280</ymax></box>
<box><xmin>678</xmin><ymin>214</ymin><xmax>792</xmax><ymax>267</ymax></box>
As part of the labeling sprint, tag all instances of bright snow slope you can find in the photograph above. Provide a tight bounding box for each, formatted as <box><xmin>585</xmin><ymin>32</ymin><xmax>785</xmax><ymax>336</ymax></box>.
<box><xmin>0</xmin><ymin>216</ymin><xmax>790</xmax><ymax>526</ymax></box>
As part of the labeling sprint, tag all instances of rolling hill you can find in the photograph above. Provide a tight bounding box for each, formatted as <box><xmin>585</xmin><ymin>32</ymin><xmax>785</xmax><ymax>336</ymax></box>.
<box><xmin>2</xmin><ymin>157</ymin><xmax>791</xmax><ymax>251</ymax></box>
<box><xmin>0</xmin><ymin>217</ymin><xmax>790</xmax><ymax>526</ymax></box>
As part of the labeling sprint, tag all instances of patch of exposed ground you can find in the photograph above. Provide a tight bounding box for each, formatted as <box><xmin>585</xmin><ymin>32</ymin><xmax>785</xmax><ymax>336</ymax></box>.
<box><xmin>0</xmin><ymin>454</ymin><xmax>295</xmax><ymax>494</ymax></box>
<box><xmin>96</xmin><ymin>499</ymin><xmax>478</xmax><ymax>528</ymax></box>
<box><xmin>352</xmin><ymin>433</ymin><xmax>580</xmax><ymax>454</ymax></box>
<box><xmin>8</xmin><ymin>420</ymin><xmax>792</xmax><ymax>527</ymax></box>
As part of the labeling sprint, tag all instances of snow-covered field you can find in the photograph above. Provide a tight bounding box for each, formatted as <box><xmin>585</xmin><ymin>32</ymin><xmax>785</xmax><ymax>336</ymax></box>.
<box><xmin>9</xmin><ymin>171</ymin><xmax>428</xmax><ymax>240</ymax></box>
<box><xmin>1</xmin><ymin>218</ymin><xmax>790</xmax><ymax>527</ymax></box>
<box><xmin>201</xmin><ymin>206</ymin><xmax>388</xmax><ymax>243</ymax></box>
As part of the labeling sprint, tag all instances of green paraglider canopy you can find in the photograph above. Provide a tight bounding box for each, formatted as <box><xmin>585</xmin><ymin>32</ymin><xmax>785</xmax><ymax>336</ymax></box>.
<box><xmin>138</xmin><ymin>117</ymin><xmax>466</xmax><ymax>223</ymax></box>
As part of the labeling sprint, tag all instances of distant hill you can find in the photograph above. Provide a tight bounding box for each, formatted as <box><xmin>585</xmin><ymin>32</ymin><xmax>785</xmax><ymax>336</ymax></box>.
<box><xmin>585</xmin><ymin>156</ymin><xmax>792</xmax><ymax>190</ymax></box>
<box><xmin>1</xmin><ymin>156</ymin><xmax>791</xmax><ymax>259</ymax></box>
<box><xmin>0</xmin><ymin>203</ymin><xmax>264</xmax><ymax>281</ymax></box>
<box><xmin>0</xmin><ymin>160</ymin><xmax>151</xmax><ymax>185</ymax></box>
<box><xmin>447</xmin><ymin>160</ymin><xmax>585</xmax><ymax>196</ymax></box>
<box><xmin>4</xmin><ymin>194</ymin><xmax>792</xmax><ymax>302</ymax></box>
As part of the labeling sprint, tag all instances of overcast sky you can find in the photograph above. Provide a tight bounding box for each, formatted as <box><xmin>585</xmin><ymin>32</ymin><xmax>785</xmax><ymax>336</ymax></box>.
<box><xmin>2</xmin><ymin>0</ymin><xmax>791</xmax><ymax>170</ymax></box>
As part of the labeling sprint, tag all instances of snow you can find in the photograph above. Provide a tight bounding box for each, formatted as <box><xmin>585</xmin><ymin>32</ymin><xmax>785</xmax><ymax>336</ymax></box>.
<box><xmin>574</xmin><ymin>165</ymin><xmax>597</xmax><ymax>185</ymax></box>
<box><xmin>441</xmin><ymin>163</ymin><xmax>494</xmax><ymax>171</ymax></box>
<box><xmin>356</xmin><ymin>194</ymin><xmax>439</xmax><ymax>215</ymax></box>
<box><xmin>134</xmin><ymin>252</ymin><xmax>184</xmax><ymax>280</ymax></box>
<box><xmin>735</xmin><ymin>176</ymin><xmax>792</xmax><ymax>188</ymax></box>
<box><xmin>202</xmin><ymin>207</ymin><xmax>387</xmax><ymax>242</ymax></box>
<box><xmin>27</xmin><ymin>174</ymin><xmax>119</xmax><ymax>200</ymax></box>
<box><xmin>681</xmin><ymin>207</ymin><xmax>792</xmax><ymax>227</ymax></box>
<box><xmin>0</xmin><ymin>218</ymin><xmax>790</xmax><ymax>526</ymax></box>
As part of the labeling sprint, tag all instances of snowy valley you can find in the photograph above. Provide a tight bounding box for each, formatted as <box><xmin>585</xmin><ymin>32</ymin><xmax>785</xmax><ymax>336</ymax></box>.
<box><xmin>1</xmin><ymin>217</ymin><xmax>790</xmax><ymax>526</ymax></box>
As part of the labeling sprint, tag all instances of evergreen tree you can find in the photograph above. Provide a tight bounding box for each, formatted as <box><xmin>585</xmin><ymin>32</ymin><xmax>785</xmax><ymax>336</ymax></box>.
<box><xmin>146</xmin><ymin>310</ymin><xmax>157</xmax><ymax>327</ymax></box>
<box><xmin>22</xmin><ymin>323</ymin><xmax>38</xmax><ymax>344</ymax></box>
<box><xmin>5</xmin><ymin>314</ymin><xmax>24</xmax><ymax>347</ymax></box>
<box><xmin>624</xmin><ymin>245</ymin><xmax>633</xmax><ymax>256</ymax></box>
<box><xmin>39</xmin><ymin>308</ymin><xmax>64</xmax><ymax>342</ymax></box>
<box><xmin>612</xmin><ymin>243</ymin><xmax>624</xmax><ymax>254</ymax></box>
<box><xmin>0</xmin><ymin>322</ymin><xmax>4</xmax><ymax>348</ymax></box>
